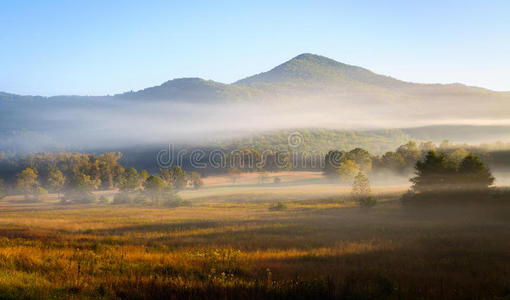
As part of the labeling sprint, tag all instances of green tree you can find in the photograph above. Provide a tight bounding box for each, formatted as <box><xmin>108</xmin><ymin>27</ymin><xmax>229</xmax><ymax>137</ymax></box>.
<box><xmin>143</xmin><ymin>175</ymin><xmax>165</xmax><ymax>205</ymax></box>
<box><xmin>119</xmin><ymin>168</ymin><xmax>140</xmax><ymax>192</ymax></box>
<box><xmin>457</xmin><ymin>154</ymin><xmax>494</xmax><ymax>191</ymax></box>
<box><xmin>16</xmin><ymin>168</ymin><xmax>39</xmax><ymax>200</ymax></box>
<box><xmin>0</xmin><ymin>179</ymin><xmax>5</xmax><ymax>199</ymax></box>
<box><xmin>35</xmin><ymin>187</ymin><xmax>49</xmax><ymax>202</ymax></box>
<box><xmin>188</xmin><ymin>172</ymin><xmax>204</xmax><ymax>190</ymax></box>
<box><xmin>170</xmin><ymin>166</ymin><xmax>187</xmax><ymax>190</ymax></box>
<box><xmin>381</xmin><ymin>151</ymin><xmax>406</xmax><ymax>173</ymax></box>
<box><xmin>410</xmin><ymin>151</ymin><xmax>456</xmax><ymax>193</ymax></box>
<box><xmin>352</xmin><ymin>172</ymin><xmax>376</xmax><ymax>208</ymax></box>
<box><xmin>66</xmin><ymin>173</ymin><xmax>101</xmax><ymax>203</ymax></box>
<box><xmin>396</xmin><ymin>141</ymin><xmax>421</xmax><ymax>170</ymax></box>
<box><xmin>439</xmin><ymin>139</ymin><xmax>451</xmax><ymax>150</ymax></box>
<box><xmin>48</xmin><ymin>169</ymin><xmax>66</xmax><ymax>200</ymax></box>
<box><xmin>159</xmin><ymin>168</ymin><xmax>173</xmax><ymax>187</ymax></box>
<box><xmin>449</xmin><ymin>148</ymin><xmax>469</xmax><ymax>165</ymax></box>
<box><xmin>352</xmin><ymin>172</ymin><xmax>371</xmax><ymax>197</ymax></box>
<box><xmin>139</xmin><ymin>169</ymin><xmax>149</xmax><ymax>182</ymax></box>
<box><xmin>323</xmin><ymin>150</ymin><xmax>344</xmax><ymax>178</ymax></box>
<box><xmin>419</xmin><ymin>141</ymin><xmax>436</xmax><ymax>152</ymax></box>
<box><xmin>338</xmin><ymin>160</ymin><xmax>360</xmax><ymax>182</ymax></box>
<box><xmin>345</xmin><ymin>148</ymin><xmax>372</xmax><ymax>173</ymax></box>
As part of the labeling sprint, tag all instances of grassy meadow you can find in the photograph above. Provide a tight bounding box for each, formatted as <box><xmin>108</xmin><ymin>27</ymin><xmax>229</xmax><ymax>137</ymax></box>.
<box><xmin>0</xmin><ymin>172</ymin><xmax>509</xmax><ymax>299</ymax></box>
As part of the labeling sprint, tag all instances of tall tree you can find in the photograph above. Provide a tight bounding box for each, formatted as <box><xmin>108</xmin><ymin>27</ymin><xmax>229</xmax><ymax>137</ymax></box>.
<box><xmin>352</xmin><ymin>172</ymin><xmax>371</xmax><ymax>197</ymax></box>
<box><xmin>396</xmin><ymin>141</ymin><xmax>421</xmax><ymax>170</ymax></box>
<box><xmin>381</xmin><ymin>151</ymin><xmax>406</xmax><ymax>173</ymax></box>
<box><xmin>143</xmin><ymin>175</ymin><xmax>165</xmax><ymax>205</ymax></box>
<box><xmin>352</xmin><ymin>172</ymin><xmax>376</xmax><ymax>208</ymax></box>
<box><xmin>338</xmin><ymin>160</ymin><xmax>360</xmax><ymax>182</ymax></box>
<box><xmin>66</xmin><ymin>173</ymin><xmax>101</xmax><ymax>203</ymax></box>
<box><xmin>16</xmin><ymin>168</ymin><xmax>39</xmax><ymax>200</ymax></box>
<box><xmin>189</xmin><ymin>172</ymin><xmax>204</xmax><ymax>190</ymax></box>
<box><xmin>345</xmin><ymin>148</ymin><xmax>372</xmax><ymax>173</ymax></box>
<box><xmin>457</xmin><ymin>154</ymin><xmax>494</xmax><ymax>191</ymax></box>
<box><xmin>410</xmin><ymin>151</ymin><xmax>456</xmax><ymax>193</ymax></box>
<box><xmin>119</xmin><ymin>168</ymin><xmax>140</xmax><ymax>192</ymax></box>
<box><xmin>323</xmin><ymin>150</ymin><xmax>345</xmax><ymax>178</ymax></box>
<box><xmin>48</xmin><ymin>169</ymin><xmax>66</xmax><ymax>200</ymax></box>
<box><xmin>170</xmin><ymin>166</ymin><xmax>187</xmax><ymax>190</ymax></box>
<box><xmin>0</xmin><ymin>179</ymin><xmax>5</xmax><ymax>199</ymax></box>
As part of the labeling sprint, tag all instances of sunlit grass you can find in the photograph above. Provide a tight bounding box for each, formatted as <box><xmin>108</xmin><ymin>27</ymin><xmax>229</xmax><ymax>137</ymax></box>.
<box><xmin>0</xmin><ymin>182</ymin><xmax>509</xmax><ymax>299</ymax></box>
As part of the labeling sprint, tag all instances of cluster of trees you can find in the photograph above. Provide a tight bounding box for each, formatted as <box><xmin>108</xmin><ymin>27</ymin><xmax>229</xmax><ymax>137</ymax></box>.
<box><xmin>323</xmin><ymin>140</ymin><xmax>482</xmax><ymax>183</ymax></box>
<box><xmin>3</xmin><ymin>152</ymin><xmax>204</xmax><ymax>205</ymax></box>
<box><xmin>403</xmin><ymin>151</ymin><xmax>494</xmax><ymax>204</ymax></box>
<box><xmin>347</xmin><ymin>148</ymin><xmax>495</xmax><ymax>208</ymax></box>
<box><xmin>114</xmin><ymin>166</ymin><xmax>201</xmax><ymax>206</ymax></box>
<box><xmin>2</xmin><ymin>152</ymin><xmax>125</xmax><ymax>188</ymax></box>
<box><xmin>216</xmin><ymin>129</ymin><xmax>409</xmax><ymax>155</ymax></box>
<box><xmin>225</xmin><ymin>149</ymin><xmax>291</xmax><ymax>172</ymax></box>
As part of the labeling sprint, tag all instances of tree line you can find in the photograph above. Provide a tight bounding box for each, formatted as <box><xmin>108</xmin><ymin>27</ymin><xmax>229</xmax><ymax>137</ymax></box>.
<box><xmin>0</xmin><ymin>152</ymin><xmax>203</xmax><ymax>205</ymax></box>
<box><xmin>323</xmin><ymin>140</ymin><xmax>492</xmax><ymax>182</ymax></box>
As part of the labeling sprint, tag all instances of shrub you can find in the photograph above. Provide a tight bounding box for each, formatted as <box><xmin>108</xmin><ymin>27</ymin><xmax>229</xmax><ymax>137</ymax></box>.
<box><xmin>98</xmin><ymin>195</ymin><xmax>109</xmax><ymax>204</ymax></box>
<box><xmin>358</xmin><ymin>196</ymin><xmax>377</xmax><ymax>208</ymax></box>
<box><xmin>71</xmin><ymin>191</ymin><xmax>96</xmax><ymax>204</ymax></box>
<box><xmin>163</xmin><ymin>197</ymin><xmax>192</xmax><ymax>208</ymax></box>
<box><xmin>269</xmin><ymin>201</ymin><xmax>287</xmax><ymax>211</ymax></box>
<box><xmin>35</xmin><ymin>187</ymin><xmax>49</xmax><ymax>202</ymax></box>
<box><xmin>112</xmin><ymin>192</ymin><xmax>135</xmax><ymax>204</ymax></box>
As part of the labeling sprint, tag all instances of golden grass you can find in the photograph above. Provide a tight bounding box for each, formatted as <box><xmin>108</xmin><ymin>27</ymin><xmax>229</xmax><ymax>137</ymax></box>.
<box><xmin>0</xmin><ymin>178</ymin><xmax>509</xmax><ymax>299</ymax></box>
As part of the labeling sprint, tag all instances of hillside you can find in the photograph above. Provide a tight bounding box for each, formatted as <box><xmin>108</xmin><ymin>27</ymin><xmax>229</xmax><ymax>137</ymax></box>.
<box><xmin>1</xmin><ymin>53</ymin><xmax>510</xmax><ymax>153</ymax></box>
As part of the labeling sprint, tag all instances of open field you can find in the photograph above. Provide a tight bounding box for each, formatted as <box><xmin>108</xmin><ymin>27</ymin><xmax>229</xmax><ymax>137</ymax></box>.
<box><xmin>0</xmin><ymin>174</ymin><xmax>509</xmax><ymax>299</ymax></box>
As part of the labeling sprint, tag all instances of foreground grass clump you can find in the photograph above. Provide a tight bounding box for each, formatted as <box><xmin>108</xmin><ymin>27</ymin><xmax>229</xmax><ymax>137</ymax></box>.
<box><xmin>0</xmin><ymin>190</ymin><xmax>509</xmax><ymax>299</ymax></box>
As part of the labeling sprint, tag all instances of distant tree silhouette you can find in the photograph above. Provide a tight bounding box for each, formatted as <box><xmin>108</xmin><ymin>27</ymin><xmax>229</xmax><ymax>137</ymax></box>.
<box><xmin>189</xmin><ymin>172</ymin><xmax>203</xmax><ymax>190</ymax></box>
<box><xmin>410</xmin><ymin>151</ymin><xmax>456</xmax><ymax>193</ymax></box>
<box><xmin>323</xmin><ymin>150</ymin><xmax>345</xmax><ymax>178</ymax></box>
<box><xmin>143</xmin><ymin>175</ymin><xmax>165</xmax><ymax>205</ymax></box>
<box><xmin>170</xmin><ymin>166</ymin><xmax>187</xmax><ymax>190</ymax></box>
<box><xmin>457</xmin><ymin>154</ymin><xmax>494</xmax><ymax>191</ymax></box>
<box><xmin>405</xmin><ymin>151</ymin><xmax>495</xmax><ymax>205</ymax></box>
<box><xmin>48</xmin><ymin>169</ymin><xmax>66</xmax><ymax>200</ymax></box>
<box><xmin>16</xmin><ymin>168</ymin><xmax>39</xmax><ymax>200</ymax></box>
<box><xmin>352</xmin><ymin>172</ymin><xmax>376</xmax><ymax>208</ymax></box>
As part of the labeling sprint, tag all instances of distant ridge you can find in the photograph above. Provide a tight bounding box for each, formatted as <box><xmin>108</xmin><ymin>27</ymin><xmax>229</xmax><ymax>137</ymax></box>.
<box><xmin>1</xmin><ymin>53</ymin><xmax>507</xmax><ymax>102</ymax></box>
<box><xmin>1</xmin><ymin>53</ymin><xmax>510</xmax><ymax>147</ymax></box>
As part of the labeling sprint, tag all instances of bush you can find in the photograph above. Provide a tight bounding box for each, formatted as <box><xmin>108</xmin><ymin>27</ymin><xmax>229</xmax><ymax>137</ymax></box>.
<box><xmin>269</xmin><ymin>201</ymin><xmax>287</xmax><ymax>211</ymax></box>
<box><xmin>163</xmin><ymin>197</ymin><xmax>192</xmax><ymax>208</ymax></box>
<box><xmin>35</xmin><ymin>187</ymin><xmax>49</xmax><ymax>202</ymax></box>
<box><xmin>358</xmin><ymin>196</ymin><xmax>377</xmax><ymax>208</ymax></box>
<box><xmin>98</xmin><ymin>195</ymin><xmax>109</xmax><ymax>204</ymax></box>
<box><xmin>400</xmin><ymin>190</ymin><xmax>415</xmax><ymax>206</ymax></box>
<box><xmin>112</xmin><ymin>192</ymin><xmax>135</xmax><ymax>204</ymax></box>
<box><xmin>71</xmin><ymin>191</ymin><xmax>96</xmax><ymax>204</ymax></box>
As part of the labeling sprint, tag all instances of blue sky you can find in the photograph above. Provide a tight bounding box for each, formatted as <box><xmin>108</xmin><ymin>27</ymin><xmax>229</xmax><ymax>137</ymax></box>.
<box><xmin>1</xmin><ymin>0</ymin><xmax>509</xmax><ymax>96</ymax></box>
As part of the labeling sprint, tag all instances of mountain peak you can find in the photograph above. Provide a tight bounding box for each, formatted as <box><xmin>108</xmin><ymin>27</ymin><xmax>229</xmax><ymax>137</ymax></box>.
<box><xmin>290</xmin><ymin>53</ymin><xmax>343</xmax><ymax>65</ymax></box>
<box><xmin>234</xmin><ymin>53</ymin><xmax>401</xmax><ymax>89</ymax></box>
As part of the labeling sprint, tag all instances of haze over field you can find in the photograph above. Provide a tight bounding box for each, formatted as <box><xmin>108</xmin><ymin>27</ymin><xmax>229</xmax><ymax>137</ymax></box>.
<box><xmin>2</xmin><ymin>53</ymin><xmax>510</xmax><ymax>152</ymax></box>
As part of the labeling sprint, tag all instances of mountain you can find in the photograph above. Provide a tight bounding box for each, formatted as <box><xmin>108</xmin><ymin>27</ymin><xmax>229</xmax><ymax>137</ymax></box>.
<box><xmin>234</xmin><ymin>53</ymin><xmax>407</xmax><ymax>91</ymax></box>
<box><xmin>1</xmin><ymin>53</ymin><xmax>508</xmax><ymax>105</ymax></box>
<box><xmin>1</xmin><ymin>53</ymin><xmax>510</xmax><ymax>152</ymax></box>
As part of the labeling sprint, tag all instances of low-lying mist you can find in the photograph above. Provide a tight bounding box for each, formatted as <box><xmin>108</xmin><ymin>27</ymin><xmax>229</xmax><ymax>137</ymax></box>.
<box><xmin>5</xmin><ymin>96</ymin><xmax>510</xmax><ymax>153</ymax></box>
